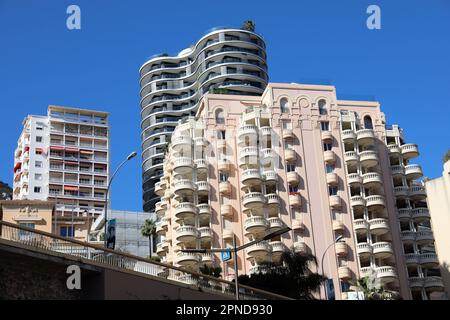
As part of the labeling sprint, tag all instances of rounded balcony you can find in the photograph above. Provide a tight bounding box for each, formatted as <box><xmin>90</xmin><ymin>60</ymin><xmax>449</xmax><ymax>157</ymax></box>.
<box><xmin>156</xmin><ymin>242</ymin><xmax>167</xmax><ymax>256</ymax></box>
<box><xmin>397</xmin><ymin>208</ymin><xmax>412</xmax><ymax>221</ymax></box>
<box><xmin>260</xmin><ymin>148</ymin><xmax>275</xmax><ymax>165</ymax></box>
<box><xmin>391</xmin><ymin>165</ymin><xmax>405</xmax><ymax>177</ymax></box>
<box><xmin>242</xmin><ymin>192</ymin><xmax>266</xmax><ymax>210</ymax></box>
<box><xmin>409</xmin><ymin>277</ymin><xmax>424</xmax><ymax>289</ymax></box>
<box><xmin>321</xmin><ymin>131</ymin><xmax>333</xmax><ymax>142</ymax></box>
<box><xmin>351</xmin><ymin>195</ymin><xmax>366</xmax><ymax>208</ymax></box>
<box><xmin>219</xmin><ymin>181</ymin><xmax>231</xmax><ymax>195</ymax></box>
<box><xmin>388</xmin><ymin>144</ymin><xmax>401</xmax><ymax>155</ymax></box>
<box><xmin>411</xmin><ymin>208</ymin><xmax>430</xmax><ymax>222</ymax></box>
<box><xmin>155</xmin><ymin>181</ymin><xmax>165</xmax><ymax>197</ymax></box>
<box><xmin>239</xmin><ymin>146</ymin><xmax>259</xmax><ymax>167</ymax></box>
<box><xmin>292</xmin><ymin>219</ymin><xmax>305</xmax><ymax>231</ymax></box>
<box><xmin>347</xmin><ymin>173</ymin><xmax>362</xmax><ymax>185</ymax></box>
<box><xmin>405</xmin><ymin>164</ymin><xmax>423</xmax><ymax>180</ymax></box>
<box><xmin>353</xmin><ymin>219</ymin><xmax>369</xmax><ymax>234</ymax></box>
<box><xmin>341</xmin><ymin>129</ymin><xmax>356</xmax><ymax>142</ymax></box>
<box><xmin>194</xmin><ymin>136</ymin><xmax>207</xmax><ymax>147</ymax></box>
<box><xmin>294</xmin><ymin>241</ymin><xmax>308</xmax><ymax>254</ymax></box>
<box><xmin>394</xmin><ymin>186</ymin><xmax>409</xmax><ymax>198</ymax></box>
<box><xmin>357</xmin><ymin>242</ymin><xmax>372</xmax><ymax>257</ymax></box>
<box><xmin>196</xmin><ymin>181</ymin><xmax>209</xmax><ymax>195</ymax></box>
<box><xmin>376</xmin><ymin>266</ymin><xmax>397</xmax><ymax>284</ymax></box>
<box><xmin>338</xmin><ymin>266</ymin><xmax>352</xmax><ymax>280</ymax></box>
<box><xmin>335</xmin><ymin>242</ymin><xmax>348</xmax><ymax>256</ymax></box>
<box><xmin>172</xmin><ymin>157</ymin><xmax>194</xmax><ymax>175</ymax></box>
<box><xmin>344</xmin><ymin>151</ymin><xmax>359</xmax><ymax>165</ymax></box>
<box><xmin>366</xmin><ymin>195</ymin><xmax>386</xmax><ymax>208</ymax></box>
<box><xmin>221</xmin><ymin>204</ymin><xmax>233</xmax><ymax>217</ymax></box>
<box><xmin>173</xmin><ymin>179</ymin><xmax>196</xmax><ymax>196</ymax></box>
<box><xmin>198</xmin><ymin>227</ymin><xmax>213</xmax><ymax>241</ymax></box>
<box><xmin>332</xmin><ymin>220</ymin><xmax>345</xmax><ymax>232</ymax></box>
<box><xmin>424</xmin><ymin>276</ymin><xmax>444</xmax><ymax>292</ymax></box>
<box><xmin>356</xmin><ymin>129</ymin><xmax>375</xmax><ymax>145</ymax></box>
<box><xmin>329</xmin><ymin>195</ymin><xmax>341</xmax><ymax>209</ymax></box>
<box><xmin>284</xmin><ymin>148</ymin><xmax>296</xmax><ymax>162</ymax></box>
<box><xmin>200</xmin><ymin>253</ymin><xmax>214</xmax><ymax>266</ymax></box>
<box><xmin>416</xmin><ymin>230</ymin><xmax>434</xmax><ymax>244</ymax></box>
<box><xmin>267</xmin><ymin>217</ymin><xmax>284</xmax><ymax>231</ymax></box>
<box><xmin>286</xmin><ymin>171</ymin><xmax>300</xmax><ymax>185</ymax></box>
<box><xmin>265</xmin><ymin>193</ymin><xmax>280</xmax><ymax>209</ymax></box>
<box><xmin>222</xmin><ymin>229</ymin><xmax>234</xmax><ymax>241</ymax></box>
<box><xmin>369</xmin><ymin>218</ymin><xmax>390</xmax><ymax>235</ymax></box>
<box><xmin>420</xmin><ymin>253</ymin><xmax>439</xmax><ymax>268</ymax></box>
<box><xmin>372</xmin><ymin>242</ymin><xmax>393</xmax><ymax>258</ymax></box>
<box><xmin>359</xmin><ymin>267</ymin><xmax>373</xmax><ymax>278</ymax></box>
<box><xmin>401</xmin><ymin>143</ymin><xmax>419</xmax><ymax>160</ymax></box>
<box><xmin>359</xmin><ymin>151</ymin><xmax>378</xmax><ymax>168</ymax></box>
<box><xmin>289</xmin><ymin>192</ymin><xmax>302</xmax><ymax>207</ymax></box>
<box><xmin>175</xmin><ymin>225</ymin><xmax>199</xmax><ymax>243</ymax></box>
<box><xmin>246</xmin><ymin>242</ymin><xmax>271</xmax><ymax>262</ymax></box>
<box><xmin>409</xmin><ymin>186</ymin><xmax>426</xmax><ymax>200</ymax></box>
<box><xmin>270</xmin><ymin>241</ymin><xmax>287</xmax><ymax>261</ymax></box>
<box><xmin>172</xmin><ymin>135</ymin><xmax>192</xmax><ymax>153</ymax></box>
<box><xmin>176</xmin><ymin>251</ymin><xmax>200</xmax><ymax>268</ymax></box>
<box><xmin>156</xmin><ymin>220</ymin><xmax>167</xmax><ymax>236</ymax></box>
<box><xmin>260</xmin><ymin>126</ymin><xmax>272</xmax><ymax>137</ymax></box>
<box><xmin>362</xmin><ymin>172</ymin><xmax>382</xmax><ymax>186</ymax></box>
<box><xmin>241</xmin><ymin>169</ymin><xmax>262</xmax><ymax>187</ymax></box>
<box><xmin>194</xmin><ymin>159</ymin><xmax>208</xmax><ymax>171</ymax></box>
<box><xmin>198</xmin><ymin>204</ymin><xmax>211</xmax><ymax>218</ymax></box>
<box><xmin>404</xmin><ymin>253</ymin><xmax>420</xmax><ymax>266</ymax></box>
<box><xmin>263</xmin><ymin>170</ymin><xmax>277</xmax><ymax>184</ymax></box>
<box><xmin>401</xmin><ymin>231</ymin><xmax>416</xmax><ymax>243</ymax></box>
<box><xmin>244</xmin><ymin>216</ymin><xmax>269</xmax><ymax>234</ymax></box>
<box><xmin>238</xmin><ymin>125</ymin><xmax>258</xmax><ymax>145</ymax></box>
<box><xmin>326</xmin><ymin>172</ymin><xmax>339</xmax><ymax>185</ymax></box>
<box><xmin>218</xmin><ymin>159</ymin><xmax>230</xmax><ymax>172</ymax></box>
<box><xmin>323</xmin><ymin>150</ymin><xmax>336</xmax><ymax>164</ymax></box>
<box><xmin>282</xmin><ymin>129</ymin><xmax>294</xmax><ymax>140</ymax></box>
<box><xmin>155</xmin><ymin>200</ymin><xmax>167</xmax><ymax>215</ymax></box>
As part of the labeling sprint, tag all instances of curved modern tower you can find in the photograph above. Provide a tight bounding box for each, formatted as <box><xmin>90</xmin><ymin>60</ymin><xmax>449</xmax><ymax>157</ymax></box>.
<box><xmin>139</xmin><ymin>27</ymin><xmax>268</xmax><ymax>212</ymax></box>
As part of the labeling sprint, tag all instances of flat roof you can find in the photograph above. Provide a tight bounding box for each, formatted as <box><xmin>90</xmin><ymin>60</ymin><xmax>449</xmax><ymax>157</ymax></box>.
<box><xmin>48</xmin><ymin>105</ymin><xmax>109</xmax><ymax>117</ymax></box>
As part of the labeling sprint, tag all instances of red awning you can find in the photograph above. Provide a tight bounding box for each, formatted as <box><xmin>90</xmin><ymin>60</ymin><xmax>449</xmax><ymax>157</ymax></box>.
<box><xmin>35</xmin><ymin>148</ymin><xmax>43</xmax><ymax>152</ymax></box>
<box><xmin>13</xmin><ymin>162</ymin><xmax>22</xmax><ymax>172</ymax></box>
<box><xmin>64</xmin><ymin>185</ymin><xmax>79</xmax><ymax>191</ymax></box>
<box><xmin>66</xmin><ymin>148</ymin><xmax>79</xmax><ymax>152</ymax></box>
<box><xmin>50</xmin><ymin>146</ymin><xmax>65</xmax><ymax>151</ymax></box>
<box><xmin>24</xmin><ymin>146</ymin><xmax>30</xmax><ymax>152</ymax></box>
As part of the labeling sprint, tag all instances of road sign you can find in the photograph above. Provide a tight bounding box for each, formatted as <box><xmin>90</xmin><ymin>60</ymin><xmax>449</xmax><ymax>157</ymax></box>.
<box><xmin>221</xmin><ymin>250</ymin><xmax>231</xmax><ymax>262</ymax></box>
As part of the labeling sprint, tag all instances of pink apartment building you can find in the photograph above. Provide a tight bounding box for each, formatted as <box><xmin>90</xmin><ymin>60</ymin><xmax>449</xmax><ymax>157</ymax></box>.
<box><xmin>153</xmin><ymin>82</ymin><xmax>444</xmax><ymax>300</ymax></box>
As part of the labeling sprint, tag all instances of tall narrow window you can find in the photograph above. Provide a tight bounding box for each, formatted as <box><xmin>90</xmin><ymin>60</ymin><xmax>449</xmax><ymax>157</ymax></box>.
<box><xmin>321</xmin><ymin>121</ymin><xmax>330</xmax><ymax>131</ymax></box>
<box><xmin>329</xmin><ymin>186</ymin><xmax>338</xmax><ymax>196</ymax></box>
<box><xmin>280</xmin><ymin>98</ymin><xmax>289</xmax><ymax>113</ymax></box>
<box><xmin>318</xmin><ymin>99</ymin><xmax>327</xmax><ymax>115</ymax></box>
<box><xmin>364</xmin><ymin>116</ymin><xmax>373</xmax><ymax>129</ymax></box>
<box><xmin>323</xmin><ymin>143</ymin><xmax>333</xmax><ymax>151</ymax></box>
<box><xmin>215</xmin><ymin>109</ymin><xmax>225</xmax><ymax>124</ymax></box>
<box><xmin>326</xmin><ymin>164</ymin><xmax>335</xmax><ymax>173</ymax></box>
<box><xmin>217</xmin><ymin>130</ymin><xmax>226</xmax><ymax>139</ymax></box>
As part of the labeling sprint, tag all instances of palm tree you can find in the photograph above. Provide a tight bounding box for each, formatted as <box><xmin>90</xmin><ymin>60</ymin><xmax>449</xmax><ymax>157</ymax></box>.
<box><xmin>141</xmin><ymin>218</ymin><xmax>156</xmax><ymax>258</ymax></box>
<box><xmin>238</xmin><ymin>248</ymin><xmax>325</xmax><ymax>299</ymax></box>
<box><xmin>200</xmin><ymin>265</ymin><xmax>222</xmax><ymax>278</ymax></box>
<box><xmin>443</xmin><ymin>149</ymin><xmax>450</xmax><ymax>164</ymax></box>
<box><xmin>242</xmin><ymin>20</ymin><xmax>255</xmax><ymax>32</ymax></box>
<box><xmin>350</xmin><ymin>272</ymin><xmax>401</xmax><ymax>300</ymax></box>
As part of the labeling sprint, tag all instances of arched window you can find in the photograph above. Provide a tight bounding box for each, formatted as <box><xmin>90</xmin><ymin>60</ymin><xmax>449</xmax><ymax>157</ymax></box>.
<box><xmin>280</xmin><ymin>98</ymin><xmax>289</xmax><ymax>113</ymax></box>
<box><xmin>318</xmin><ymin>99</ymin><xmax>327</xmax><ymax>115</ymax></box>
<box><xmin>364</xmin><ymin>115</ymin><xmax>373</xmax><ymax>129</ymax></box>
<box><xmin>215</xmin><ymin>109</ymin><xmax>225</xmax><ymax>124</ymax></box>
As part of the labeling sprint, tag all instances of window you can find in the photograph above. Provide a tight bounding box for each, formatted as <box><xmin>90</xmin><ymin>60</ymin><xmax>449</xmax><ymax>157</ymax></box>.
<box><xmin>34</xmin><ymin>187</ymin><xmax>41</xmax><ymax>193</ymax></box>
<box><xmin>35</xmin><ymin>149</ymin><xmax>42</xmax><ymax>155</ymax></box>
<box><xmin>318</xmin><ymin>99</ymin><xmax>327</xmax><ymax>115</ymax></box>
<box><xmin>60</xmin><ymin>226</ymin><xmax>74</xmax><ymax>237</ymax></box>
<box><xmin>287</xmin><ymin>164</ymin><xmax>296</xmax><ymax>172</ymax></box>
<box><xmin>217</xmin><ymin>130</ymin><xmax>226</xmax><ymax>139</ymax></box>
<box><xmin>289</xmin><ymin>185</ymin><xmax>298</xmax><ymax>193</ymax></box>
<box><xmin>323</xmin><ymin>143</ymin><xmax>333</xmax><ymax>151</ymax></box>
<box><xmin>329</xmin><ymin>186</ymin><xmax>338</xmax><ymax>196</ymax></box>
<box><xmin>19</xmin><ymin>223</ymin><xmax>35</xmax><ymax>240</ymax></box>
<box><xmin>35</xmin><ymin>161</ymin><xmax>42</xmax><ymax>168</ymax></box>
<box><xmin>34</xmin><ymin>173</ymin><xmax>42</xmax><ymax>181</ymax></box>
<box><xmin>36</xmin><ymin>136</ymin><xmax>43</xmax><ymax>143</ymax></box>
<box><xmin>326</xmin><ymin>164</ymin><xmax>335</xmax><ymax>173</ymax></box>
<box><xmin>364</xmin><ymin>115</ymin><xmax>373</xmax><ymax>129</ymax></box>
<box><xmin>36</xmin><ymin>122</ymin><xmax>44</xmax><ymax>130</ymax></box>
<box><xmin>215</xmin><ymin>109</ymin><xmax>225</xmax><ymax>124</ymax></box>
<box><xmin>219</xmin><ymin>173</ymin><xmax>228</xmax><ymax>182</ymax></box>
<box><xmin>282</xmin><ymin>121</ymin><xmax>292</xmax><ymax>130</ymax></box>
<box><xmin>321</xmin><ymin>121</ymin><xmax>330</xmax><ymax>131</ymax></box>
<box><xmin>280</xmin><ymin>98</ymin><xmax>289</xmax><ymax>113</ymax></box>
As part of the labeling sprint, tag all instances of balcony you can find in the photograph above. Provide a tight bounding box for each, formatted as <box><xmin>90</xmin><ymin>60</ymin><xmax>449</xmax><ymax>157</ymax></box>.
<box><xmin>175</xmin><ymin>225</ymin><xmax>198</xmax><ymax>243</ymax></box>
<box><xmin>369</xmin><ymin>218</ymin><xmax>390</xmax><ymax>235</ymax></box>
<box><xmin>344</xmin><ymin>151</ymin><xmax>359</xmax><ymax>165</ymax></box>
<box><xmin>242</xmin><ymin>192</ymin><xmax>266</xmax><ymax>209</ymax></box>
<box><xmin>260</xmin><ymin>148</ymin><xmax>275</xmax><ymax>165</ymax></box>
<box><xmin>357</xmin><ymin>242</ymin><xmax>372</xmax><ymax>257</ymax></box>
<box><xmin>394</xmin><ymin>186</ymin><xmax>409</xmax><ymax>198</ymax></box>
<box><xmin>265</xmin><ymin>193</ymin><xmax>280</xmax><ymax>209</ymax></box>
<box><xmin>405</xmin><ymin>164</ymin><xmax>423</xmax><ymax>180</ymax></box>
<box><xmin>282</xmin><ymin>129</ymin><xmax>294</xmax><ymax>139</ymax></box>
<box><xmin>323</xmin><ymin>150</ymin><xmax>336</xmax><ymax>164</ymax></box>
<box><xmin>176</xmin><ymin>251</ymin><xmax>200</xmax><ymax>267</ymax></box>
<box><xmin>321</xmin><ymin>131</ymin><xmax>333</xmax><ymax>141</ymax></box>
<box><xmin>267</xmin><ymin>217</ymin><xmax>284</xmax><ymax>231</ymax></box>
<box><xmin>194</xmin><ymin>159</ymin><xmax>208</xmax><ymax>171</ymax></box>
<box><xmin>353</xmin><ymin>219</ymin><xmax>369</xmax><ymax>233</ymax></box>
<box><xmin>338</xmin><ymin>266</ymin><xmax>352</xmax><ymax>280</ymax></box>
<box><xmin>335</xmin><ymin>242</ymin><xmax>348</xmax><ymax>256</ymax></box>
<box><xmin>292</xmin><ymin>219</ymin><xmax>305</xmax><ymax>231</ymax></box>
<box><xmin>356</xmin><ymin>129</ymin><xmax>375</xmax><ymax>145</ymax></box>
<box><xmin>424</xmin><ymin>276</ymin><xmax>444</xmax><ymax>291</ymax></box>
<box><xmin>196</xmin><ymin>181</ymin><xmax>209</xmax><ymax>194</ymax></box>
<box><xmin>218</xmin><ymin>159</ymin><xmax>230</xmax><ymax>172</ymax></box>
<box><xmin>359</xmin><ymin>151</ymin><xmax>378</xmax><ymax>167</ymax></box>
<box><xmin>194</xmin><ymin>136</ymin><xmax>207</xmax><ymax>147</ymax></box>
<box><xmin>350</xmin><ymin>195</ymin><xmax>366</xmax><ymax>208</ymax></box>
<box><xmin>347</xmin><ymin>173</ymin><xmax>362</xmax><ymax>185</ymax></box>
<box><xmin>359</xmin><ymin>267</ymin><xmax>373</xmax><ymax>278</ymax></box>
<box><xmin>156</xmin><ymin>222</ymin><xmax>167</xmax><ymax>236</ymax></box>
<box><xmin>173</xmin><ymin>179</ymin><xmax>196</xmax><ymax>196</ymax></box>
<box><xmin>172</xmin><ymin>157</ymin><xmax>194</xmax><ymax>175</ymax></box>
<box><xmin>289</xmin><ymin>193</ymin><xmax>302</xmax><ymax>207</ymax></box>
<box><xmin>388</xmin><ymin>144</ymin><xmax>401</xmax><ymax>155</ymax></box>
<box><xmin>219</xmin><ymin>181</ymin><xmax>231</xmax><ymax>195</ymax></box>
<box><xmin>244</xmin><ymin>216</ymin><xmax>269</xmax><ymax>234</ymax></box>
<box><xmin>156</xmin><ymin>242</ymin><xmax>167</xmax><ymax>256</ymax></box>
<box><xmin>260</xmin><ymin>126</ymin><xmax>272</xmax><ymax>137</ymax></box>
<box><xmin>223</xmin><ymin>229</ymin><xmax>234</xmax><ymax>241</ymax></box>
<box><xmin>376</xmin><ymin>266</ymin><xmax>397</xmax><ymax>284</ymax></box>
<box><xmin>404</xmin><ymin>253</ymin><xmax>420</xmax><ymax>265</ymax></box>
<box><xmin>286</xmin><ymin>171</ymin><xmax>300</xmax><ymax>185</ymax></box>
<box><xmin>409</xmin><ymin>277</ymin><xmax>424</xmax><ymax>289</ymax></box>
<box><xmin>154</xmin><ymin>181</ymin><xmax>165</xmax><ymax>196</ymax></box>
<box><xmin>284</xmin><ymin>148</ymin><xmax>296</xmax><ymax>162</ymax></box>
<box><xmin>198</xmin><ymin>227</ymin><xmax>213</xmax><ymax>241</ymax></box>
<box><xmin>401</xmin><ymin>144</ymin><xmax>419</xmax><ymax>160</ymax></box>
<box><xmin>263</xmin><ymin>170</ymin><xmax>277</xmax><ymax>184</ymax></box>
<box><xmin>238</xmin><ymin>125</ymin><xmax>258</xmax><ymax>145</ymax></box>
<box><xmin>416</xmin><ymin>230</ymin><xmax>434</xmax><ymax>244</ymax></box>
<box><xmin>221</xmin><ymin>204</ymin><xmax>233</xmax><ymax>217</ymax></box>
<box><xmin>201</xmin><ymin>253</ymin><xmax>214</xmax><ymax>265</ymax></box>
<box><xmin>391</xmin><ymin>165</ymin><xmax>404</xmax><ymax>176</ymax></box>
<box><xmin>411</xmin><ymin>208</ymin><xmax>430</xmax><ymax>222</ymax></box>
<box><xmin>401</xmin><ymin>231</ymin><xmax>416</xmax><ymax>243</ymax></box>
<box><xmin>241</xmin><ymin>169</ymin><xmax>262</xmax><ymax>187</ymax></box>
<box><xmin>171</xmin><ymin>135</ymin><xmax>192</xmax><ymax>150</ymax></box>
<box><xmin>239</xmin><ymin>147</ymin><xmax>259</xmax><ymax>167</ymax></box>
<box><xmin>332</xmin><ymin>220</ymin><xmax>345</xmax><ymax>232</ymax></box>
<box><xmin>155</xmin><ymin>200</ymin><xmax>168</xmax><ymax>215</ymax></box>
<box><xmin>198</xmin><ymin>204</ymin><xmax>211</xmax><ymax>217</ymax></box>
<box><xmin>246</xmin><ymin>242</ymin><xmax>271</xmax><ymax>262</ymax></box>
<box><xmin>270</xmin><ymin>241</ymin><xmax>287</xmax><ymax>261</ymax></box>
<box><xmin>362</xmin><ymin>172</ymin><xmax>382</xmax><ymax>186</ymax></box>
<box><xmin>372</xmin><ymin>242</ymin><xmax>393</xmax><ymax>258</ymax></box>
<box><xmin>366</xmin><ymin>195</ymin><xmax>386</xmax><ymax>208</ymax></box>
<box><xmin>341</xmin><ymin>129</ymin><xmax>356</xmax><ymax>142</ymax></box>
<box><xmin>420</xmin><ymin>253</ymin><xmax>439</xmax><ymax>268</ymax></box>
<box><xmin>409</xmin><ymin>185</ymin><xmax>426</xmax><ymax>200</ymax></box>
<box><xmin>294</xmin><ymin>241</ymin><xmax>308</xmax><ymax>254</ymax></box>
<box><xmin>175</xmin><ymin>202</ymin><xmax>198</xmax><ymax>220</ymax></box>
<box><xmin>326</xmin><ymin>172</ymin><xmax>338</xmax><ymax>185</ymax></box>
<box><xmin>398</xmin><ymin>208</ymin><xmax>412</xmax><ymax>220</ymax></box>
<box><xmin>329</xmin><ymin>195</ymin><xmax>341</xmax><ymax>208</ymax></box>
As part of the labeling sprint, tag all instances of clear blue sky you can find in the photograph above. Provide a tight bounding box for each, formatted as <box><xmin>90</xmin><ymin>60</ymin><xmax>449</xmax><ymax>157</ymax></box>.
<box><xmin>1</xmin><ymin>1</ymin><xmax>449</xmax><ymax>211</ymax></box>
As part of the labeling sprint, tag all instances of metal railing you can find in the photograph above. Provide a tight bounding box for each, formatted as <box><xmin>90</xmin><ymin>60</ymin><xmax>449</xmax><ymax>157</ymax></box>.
<box><xmin>0</xmin><ymin>220</ymin><xmax>291</xmax><ymax>300</ymax></box>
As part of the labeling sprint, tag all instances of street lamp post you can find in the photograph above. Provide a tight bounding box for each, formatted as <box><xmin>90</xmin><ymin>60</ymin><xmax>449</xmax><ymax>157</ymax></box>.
<box><xmin>104</xmin><ymin>151</ymin><xmax>137</xmax><ymax>248</ymax></box>
<box><xmin>321</xmin><ymin>235</ymin><xmax>344</xmax><ymax>300</ymax></box>
<box><xmin>181</xmin><ymin>226</ymin><xmax>291</xmax><ymax>300</ymax></box>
